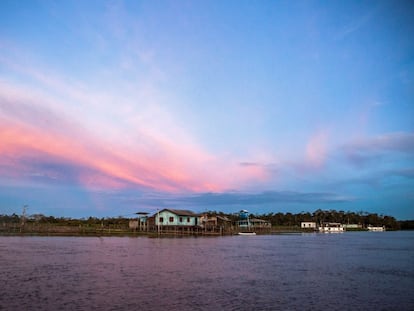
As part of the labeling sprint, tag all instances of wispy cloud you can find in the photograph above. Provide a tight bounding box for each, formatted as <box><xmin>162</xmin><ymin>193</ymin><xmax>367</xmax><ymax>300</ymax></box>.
<box><xmin>333</xmin><ymin>167</ymin><xmax>414</xmax><ymax>188</ymax></box>
<box><xmin>341</xmin><ymin>132</ymin><xmax>414</xmax><ymax>167</ymax></box>
<box><xmin>0</xmin><ymin>66</ymin><xmax>268</xmax><ymax>192</ymax></box>
<box><xmin>118</xmin><ymin>190</ymin><xmax>354</xmax><ymax>211</ymax></box>
<box><xmin>346</xmin><ymin>132</ymin><xmax>414</xmax><ymax>152</ymax></box>
<box><xmin>305</xmin><ymin>130</ymin><xmax>329</xmax><ymax>168</ymax></box>
<box><xmin>334</xmin><ymin>6</ymin><xmax>378</xmax><ymax>40</ymax></box>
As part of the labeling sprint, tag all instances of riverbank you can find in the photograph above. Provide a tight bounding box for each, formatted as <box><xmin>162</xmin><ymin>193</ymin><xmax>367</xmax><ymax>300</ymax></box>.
<box><xmin>0</xmin><ymin>226</ymin><xmax>387</xmax><ymax>237</ymax></box>
<box><xmin>0</xmin><ymin>223</ymin><xmax>304</xmax><ymax>237</ymax></box>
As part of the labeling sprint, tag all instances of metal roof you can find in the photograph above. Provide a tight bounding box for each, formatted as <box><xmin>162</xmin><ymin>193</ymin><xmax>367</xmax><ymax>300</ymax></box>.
<box><xmin>159</xmin><ymin>209</ymin><xmax>198</xmax><ymax>216</ymax></box>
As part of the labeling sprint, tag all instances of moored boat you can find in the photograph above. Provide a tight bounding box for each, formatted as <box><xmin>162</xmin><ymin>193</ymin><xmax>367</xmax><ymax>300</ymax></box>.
<box><xmin>238</xmin><ymin>232</ymin><xmax>256</xmax><ymax>236</ymax></box>
<box><xmin>367</xmin><ymin>225</ymin><xmax>385</xmax><ymax>231</ymax></box>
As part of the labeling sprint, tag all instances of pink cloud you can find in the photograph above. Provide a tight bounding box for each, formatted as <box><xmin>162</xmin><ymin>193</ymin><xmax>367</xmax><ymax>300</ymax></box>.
<box><xmin>0</xmin><ymin>52</ymin><xmax>269</xmax><ymax>192</ymax></box>
<box><xmin>0</xmin><ymin>102</ymin><xmax>267</xmax><ymax>193</ymax></box>
<box><xmin>305</xmin><ymin>130</ymin><xmax>329</xmax><ymax>168</ymax></box>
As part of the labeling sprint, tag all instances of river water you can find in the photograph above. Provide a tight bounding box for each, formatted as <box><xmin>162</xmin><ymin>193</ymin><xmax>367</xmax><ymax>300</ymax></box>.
<box><xmin>0</xmin><ymin>232</ymin><xmax>413</xmax><ymax>310</ymax></box>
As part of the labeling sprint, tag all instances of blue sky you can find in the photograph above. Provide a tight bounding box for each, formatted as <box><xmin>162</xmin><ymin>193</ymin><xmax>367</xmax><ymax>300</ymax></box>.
<box><xmin>0</xmin><ymin>0</ymin><xmax>413</xmax><ymax>219</ymax></box>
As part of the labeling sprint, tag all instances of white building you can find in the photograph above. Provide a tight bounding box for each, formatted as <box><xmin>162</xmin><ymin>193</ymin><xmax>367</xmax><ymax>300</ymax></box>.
<box><xmin>155</xmin><ymin>209</ymin><xmax>199</xmax><ymax>227</ymax></box>
<box><xmin>319</xmin><ymin>222</ymin><xmax>344</xmax><ymax>232</ymax></box>
<box><xmin>301</xmin><ymin>222</ymin><xmax>317</xmax><ymax>229</ymax></box>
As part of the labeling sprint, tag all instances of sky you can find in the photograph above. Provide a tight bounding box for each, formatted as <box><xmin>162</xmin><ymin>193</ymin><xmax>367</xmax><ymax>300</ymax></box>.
<box><xmin>0</xmin><ymin>0</ymin><xmax>413</xmax><ymax>219</ymax></box>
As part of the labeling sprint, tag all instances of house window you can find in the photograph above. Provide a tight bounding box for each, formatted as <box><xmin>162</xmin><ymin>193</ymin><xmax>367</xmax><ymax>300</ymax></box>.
<box><xmin>179</xmin><ymin>217</ymin><xmax>183</xmax><ymax>222</ymax></box>
<box><xmin>169</xmin><ymin>217</ymin><xmax>174</xmax><ymax>223</ymax></box>
<box><xmin>187</xmin><ymin>217</ymin><xmax>190</xmax><ymax>223</ymax></box>
<box><xmin>159</xmin><ymin>217</ymin><xmax>164</xmax><ymax>223</ymax></box>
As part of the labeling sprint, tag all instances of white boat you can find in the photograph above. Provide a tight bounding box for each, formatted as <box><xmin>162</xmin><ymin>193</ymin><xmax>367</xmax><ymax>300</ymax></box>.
<box><xmin>318</xmin><ymin>222</ymin><xmax>344</xmax><ymax>233</ymax></box>
<box><xmin>367</xmin><ymin>226</ymin><xmax>385</xmax><ymax>232</ymax></box>
<box><xmin>238</xmin><ymin>232</ymin><xmax>256</xmax><ymax>236</ymax></box>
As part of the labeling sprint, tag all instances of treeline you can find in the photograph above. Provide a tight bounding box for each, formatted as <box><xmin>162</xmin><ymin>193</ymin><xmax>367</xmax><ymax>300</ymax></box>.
<box><xmin>254</xmin><ymin>209</ymin><xmax>401</xmax><ymax>229</ymax></box>
<box><xmin>0</xmin><ymin>214</ymin><xmax>131</xmax><ymax>228</ymax></box>
<box><xmin>0</xmin><ymin>209</ymin><xmax>411</xmax><ymax>230</ymax></box>
<box><xmin>399</xmin><ymin>220</ymin><xmax>414</xmax><ymax>230</ymax></box>
<box><xmin>209</xmin><ymin>209</ymin><xmax>404</xmax><ymax>230</ymax></box>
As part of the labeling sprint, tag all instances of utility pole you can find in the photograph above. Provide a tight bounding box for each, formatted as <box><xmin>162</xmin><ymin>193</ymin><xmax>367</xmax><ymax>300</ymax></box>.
<box><xmin>20</xmin><ymin>205</ymin><xmax>28</xmax><ymax>233</ymax></box>
<box><xmin>157</xmin><ymin>209</ymin><xmax>160</xmax><ymax>234</ymax></box>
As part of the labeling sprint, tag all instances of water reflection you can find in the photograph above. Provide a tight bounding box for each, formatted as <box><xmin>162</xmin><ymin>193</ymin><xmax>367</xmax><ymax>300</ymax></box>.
<box><xmin>0</xmin><ymin>233</ymin><xmax>413</xmax><ymax>310</ymax></box>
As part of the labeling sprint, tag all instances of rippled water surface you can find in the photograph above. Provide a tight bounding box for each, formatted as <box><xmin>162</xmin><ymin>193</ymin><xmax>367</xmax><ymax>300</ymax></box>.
<box><xmin>1</xmin><ymin>232</ymin><xmax>413</xmax><ymax>310</ymax></box>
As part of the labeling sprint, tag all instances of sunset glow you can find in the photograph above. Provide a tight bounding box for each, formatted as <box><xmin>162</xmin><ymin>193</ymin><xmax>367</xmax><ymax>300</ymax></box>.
<box><xmin>0</xmin><ymin>0</ymin><xmax>413</xmax><ymax>218</ymax></box>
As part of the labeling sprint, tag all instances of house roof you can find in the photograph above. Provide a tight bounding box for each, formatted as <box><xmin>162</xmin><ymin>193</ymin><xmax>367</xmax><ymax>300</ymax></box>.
<box><xmin>158</xmin><ymin>209</ymin><xmax>198</xmax><ymax>216</ymax></box>
<box><xmin>216</xmin><ymin>215</ymin><xmax>231</xmax><ymax>222</ymax></box>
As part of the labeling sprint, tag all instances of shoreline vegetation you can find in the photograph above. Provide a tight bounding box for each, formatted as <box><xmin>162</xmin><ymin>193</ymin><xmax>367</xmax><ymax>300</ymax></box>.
<box><xmin>1</xmin><ymin>209</ymin><xmax>412</xmax><ymax>237</ymax></box>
